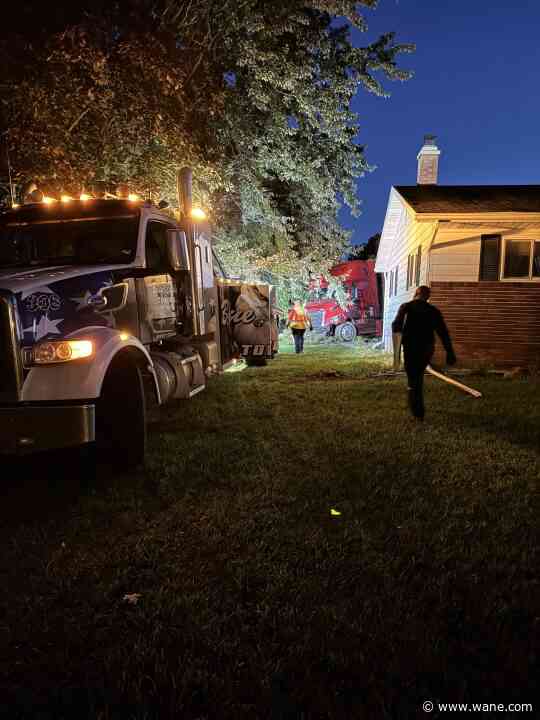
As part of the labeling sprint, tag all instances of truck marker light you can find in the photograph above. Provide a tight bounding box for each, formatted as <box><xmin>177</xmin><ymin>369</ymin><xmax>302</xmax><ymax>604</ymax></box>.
<box><xmin>330</xmin><ymin>508</ymin><xmax>341</xmax><ymax>516</ymax></box>
<box><xmin>128</xmin><ymin>193</ymin><xmax>140</xmax><ymax>202</ymax></box>
<box><xmin>191</xmin><ymin>207</ymin><xmax>206</xmax><ymax>220</ymax></box>
<box><xmin>80</xmin><ymin>193</ymin><xmax>91</xmax><ymax>201</ymax></box>
<box><xmin>60</xmin><ymin>195</ymin><xmax>73</xmax><ymax>203</ymax></box>
<box><xmin>119</xmin><ymin>333</ymin><xmax>129</xmax><ymax>341</ymax></box>
<box><xmin>42</xmin><ymin>196</ymin><xmax>56</xmax><ymax>205</ymax></box>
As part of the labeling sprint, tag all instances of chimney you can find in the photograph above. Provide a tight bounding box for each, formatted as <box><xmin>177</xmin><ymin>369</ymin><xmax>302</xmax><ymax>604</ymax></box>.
<box><xmin>417</xmin><ymin>134</ymin><xmax>440</xmax><ymax>185</ymax></box>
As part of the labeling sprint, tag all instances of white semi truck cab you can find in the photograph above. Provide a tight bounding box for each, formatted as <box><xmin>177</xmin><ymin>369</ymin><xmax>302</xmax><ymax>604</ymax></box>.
<box><xmin>0</xmin><ymin>169</ymin><xmax>278</xmax><ymax>465</ymax></box>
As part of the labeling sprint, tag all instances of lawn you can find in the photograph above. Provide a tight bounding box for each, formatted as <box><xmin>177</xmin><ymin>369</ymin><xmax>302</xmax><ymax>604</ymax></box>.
<box><xmin>1</xmin><ymin>342</ymin><xmax>539</xmax><ymax>719</ymax></box>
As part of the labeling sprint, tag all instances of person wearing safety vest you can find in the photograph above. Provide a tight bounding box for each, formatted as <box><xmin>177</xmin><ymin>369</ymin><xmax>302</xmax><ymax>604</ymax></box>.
<box><xmin>287</xmin><ymin>300</ymin><xmax>313</xmax><ymax>354</ymax></box>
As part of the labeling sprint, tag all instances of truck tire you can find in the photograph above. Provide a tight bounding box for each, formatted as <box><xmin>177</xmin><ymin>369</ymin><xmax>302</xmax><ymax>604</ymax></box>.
<box><xmin>336</xmin><ymin>322</ymin><xmax>357</xmax><ymax>342</ymax></box>
<box><xmin>95</xmin><ymin>357</ymin><xmax>147</xmax><ymax>470</ymax></box>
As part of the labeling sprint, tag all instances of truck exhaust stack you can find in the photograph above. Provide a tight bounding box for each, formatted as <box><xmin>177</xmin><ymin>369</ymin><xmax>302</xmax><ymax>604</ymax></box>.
<box><xmin>177</xmin><ymin>168</ymin><xmax>192</xmax><ymax>218</ymax></box>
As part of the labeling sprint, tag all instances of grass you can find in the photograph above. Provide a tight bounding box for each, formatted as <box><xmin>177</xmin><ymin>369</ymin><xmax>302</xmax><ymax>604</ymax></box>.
<box><xmin>1</xmin><ymin>342</ymin><xmax>539</xmax><ymax>719</ymax></box>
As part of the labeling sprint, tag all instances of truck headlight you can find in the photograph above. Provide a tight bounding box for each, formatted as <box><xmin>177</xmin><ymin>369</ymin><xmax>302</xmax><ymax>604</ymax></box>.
<box><xmin>33</xmin><ymin>340</ymin><xmax>94</xmax><ymax>364</ymax></box>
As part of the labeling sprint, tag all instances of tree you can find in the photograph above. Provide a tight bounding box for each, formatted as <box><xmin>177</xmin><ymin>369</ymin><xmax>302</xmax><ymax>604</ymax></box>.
<box><xmin>347</xmin><ymin>232</ymin><xmax>381</xmax><ymax>261</ymax></box>
<box><xmin>0</xmin><ymin>1</ymin><xmax>413</xmax><ymax>293</ymax></box>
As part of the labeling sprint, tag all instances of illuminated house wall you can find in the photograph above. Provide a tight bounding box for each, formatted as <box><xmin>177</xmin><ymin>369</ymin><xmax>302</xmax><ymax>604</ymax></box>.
<box><xmin>376</xmin><ymin>188</ymin><xmax>437</xmax><ymax>352</ymax></box>
<box><xmin>375</xmin><ymin>137</ymin><xmax>540</xmax><ymax>366</ymax></box>
<box><xmin>376</xmin><ymin>190</ymin><xmax>540</xmax><ymax>366</ymax></box>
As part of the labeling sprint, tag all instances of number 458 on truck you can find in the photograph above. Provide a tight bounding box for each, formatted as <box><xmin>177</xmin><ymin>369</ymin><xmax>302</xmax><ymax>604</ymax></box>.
<box><xmin>0</xmin><ymin>169</ymin><xmax>278</xmax><ymax>467</ymax></box>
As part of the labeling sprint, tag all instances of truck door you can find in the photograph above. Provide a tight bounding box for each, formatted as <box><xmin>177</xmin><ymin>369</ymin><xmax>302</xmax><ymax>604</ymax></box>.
<box><xmin>137</xmin><ymin>220</ymin><xmax>178</xmax><ymax>343</ymax></box>
<box><xmin>193</xmin><ymin>228</ymin><xmax>217</xmax><ymax>337</ymax></box>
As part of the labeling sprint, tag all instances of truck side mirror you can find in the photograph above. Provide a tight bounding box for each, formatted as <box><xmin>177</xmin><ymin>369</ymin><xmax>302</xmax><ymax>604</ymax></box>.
<box><xmin>166</xmin><ymin>229</ymin><xmax>190</xmax><ymax>272</ymax></box>
<box><xmin>100</xmin><ymin>283</ymin><xmax>129</xmax><ymax>312</ymax></box>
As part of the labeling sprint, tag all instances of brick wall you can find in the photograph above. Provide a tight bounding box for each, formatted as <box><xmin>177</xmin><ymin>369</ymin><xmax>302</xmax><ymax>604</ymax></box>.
<box><xmin>430</xmin><ymin>281</ymin><xmax>540</xmax><ymax>367</ymax></box>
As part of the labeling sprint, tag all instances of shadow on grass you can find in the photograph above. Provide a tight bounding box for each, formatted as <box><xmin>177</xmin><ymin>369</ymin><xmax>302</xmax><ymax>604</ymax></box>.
<box><xmin>0</xmin><ymin>450</ymin><xmax>157</xmax><ymax>535</ymax></box>
<box><xmin>446</xmin><ymin>408</ymin><xmax>540</xmax><ymax>455</ymax></box>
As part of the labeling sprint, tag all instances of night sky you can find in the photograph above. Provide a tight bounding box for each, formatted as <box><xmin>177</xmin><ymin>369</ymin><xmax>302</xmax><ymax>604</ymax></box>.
<box><xmin>342</xmin><ymin>0</ymin><xmax>540</xmax><ymax>245</ymax></box>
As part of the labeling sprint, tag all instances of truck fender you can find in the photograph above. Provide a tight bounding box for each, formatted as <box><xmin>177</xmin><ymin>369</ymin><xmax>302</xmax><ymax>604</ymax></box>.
<box><xmin>21</xmin><ymin>326</ymin><xmax>161</xmax><ymax>404</ymax></box>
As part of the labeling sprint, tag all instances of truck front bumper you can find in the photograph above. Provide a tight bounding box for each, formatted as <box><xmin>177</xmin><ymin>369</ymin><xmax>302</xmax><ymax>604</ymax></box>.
<box><xmin>0</xmin><ymin>403</ymin><xmax>95</xmax><ymax>455</ymax></box>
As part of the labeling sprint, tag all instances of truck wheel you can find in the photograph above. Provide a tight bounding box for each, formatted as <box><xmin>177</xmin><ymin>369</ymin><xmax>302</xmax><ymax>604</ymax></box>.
<box><xmin>96</xmin><ymin>358</ymin><xmax>147</xmax><ymax>469</ymax></box>
<box><xmin>336</xmin><ymin>322</ymin><xmax>357</xmax><ymax>342</ymax></box>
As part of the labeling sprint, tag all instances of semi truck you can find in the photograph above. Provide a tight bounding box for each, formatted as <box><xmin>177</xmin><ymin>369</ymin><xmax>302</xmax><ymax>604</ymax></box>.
<box><xmin>305</xmin><ymin>259</ymin><xmax>382</xmax><ymax>341</ymax></box>
<box><xmin>0</xmin><ymin>169</ymin><xmax>278</xmax><ymax>466</ymax></box>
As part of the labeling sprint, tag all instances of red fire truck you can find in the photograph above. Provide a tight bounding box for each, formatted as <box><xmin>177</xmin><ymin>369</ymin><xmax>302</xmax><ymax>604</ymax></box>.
<box><xmin>305</xmin><ymin>259</ymin><xmax>382</xmax><ymax>341</ymax></box>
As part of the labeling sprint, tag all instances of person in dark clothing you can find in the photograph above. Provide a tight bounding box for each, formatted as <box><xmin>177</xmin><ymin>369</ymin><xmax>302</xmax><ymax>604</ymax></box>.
<box><xmin>391</xmin><ymin>285</ymin><xmax>456</xmax><ymax>420</ymax></box>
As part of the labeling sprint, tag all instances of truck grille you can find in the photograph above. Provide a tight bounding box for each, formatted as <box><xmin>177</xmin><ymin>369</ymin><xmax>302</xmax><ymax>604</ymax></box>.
<box><xmin>0</xmin><ymin>293</ymin><xmax>23</xmax><ymax>401</ymax></box>
<box><xmin>309</xmin><ymin>310</ymin><xmax>325</xmax><ymax>329</ymax></box>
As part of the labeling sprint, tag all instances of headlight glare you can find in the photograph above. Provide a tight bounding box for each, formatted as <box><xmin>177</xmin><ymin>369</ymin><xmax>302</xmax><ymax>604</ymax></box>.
<box><xmin>33</xmin><ymin>339</ymin><xmax>94</xmax><ymax>364</ymax></box>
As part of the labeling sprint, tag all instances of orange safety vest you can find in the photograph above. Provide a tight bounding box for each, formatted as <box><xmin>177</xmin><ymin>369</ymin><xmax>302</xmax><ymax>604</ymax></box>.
<box><xmin>288</xmin><ymin>307</ymin><xmax>311</xmax><ymax>330</ymax></box>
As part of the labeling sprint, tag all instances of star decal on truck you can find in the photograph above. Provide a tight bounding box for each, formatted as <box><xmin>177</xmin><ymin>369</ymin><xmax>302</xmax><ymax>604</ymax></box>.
<box><xmin>69</xmin><ymin>290</ymin><xmax>95</xmax><ymax>311</ymax></box>
<box><xmin>23</xmin><ymin>315</ymin><xmax>63</xmax><ymax>341</ymax></box>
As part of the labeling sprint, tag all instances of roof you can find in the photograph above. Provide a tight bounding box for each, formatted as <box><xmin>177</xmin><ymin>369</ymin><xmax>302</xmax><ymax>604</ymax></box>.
<box><xmin>395</xmin><ymin>185</ymin><xmax>540</xmax><ymax>214</ymax></box>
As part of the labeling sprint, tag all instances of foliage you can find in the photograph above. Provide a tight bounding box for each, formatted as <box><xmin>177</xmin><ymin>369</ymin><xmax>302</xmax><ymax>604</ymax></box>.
<box><xmin>346</xmin><ymin>231</ymin><xmax>381</xmax><ymax>260</ymax></box>
<box><xmin>0</xmin><ymin>1</ymin><xmax>413</xmax><ymax>290</ymax></box>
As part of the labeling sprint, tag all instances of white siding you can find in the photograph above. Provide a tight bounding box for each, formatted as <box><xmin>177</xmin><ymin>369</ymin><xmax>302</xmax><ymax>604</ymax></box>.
<box><xmin>375</xmin><ymin>188</ymin><xmax>404</xmax><ymax>273</ymax></box>
<box><xmin>429</xmin><ymin>237</ymin><xmax>481</xmax><ymax>282</ymax></box>
<box><xmin>380</xmin><ymin>205</ymin><xmax>437</xmax><ymax>351</ymax></box>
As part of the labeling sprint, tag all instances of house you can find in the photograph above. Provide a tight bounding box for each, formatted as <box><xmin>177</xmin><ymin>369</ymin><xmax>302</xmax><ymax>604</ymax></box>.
<box><xmin>375</xmin><ymin>135</ymin><xmax>540</xmax><ymax>367</ymax></box>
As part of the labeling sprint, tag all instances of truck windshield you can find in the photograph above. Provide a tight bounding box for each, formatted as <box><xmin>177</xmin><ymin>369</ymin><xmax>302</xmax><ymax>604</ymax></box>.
<box><xmin>0</xmin><ymin>216</ymin><xmax>138</xmax><ymax>269</ymax></box>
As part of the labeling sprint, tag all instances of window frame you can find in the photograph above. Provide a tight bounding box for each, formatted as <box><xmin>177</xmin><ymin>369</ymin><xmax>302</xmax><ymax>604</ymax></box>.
<box><xmin>479</xmin><ymin>234</ymin><xmax>501</xmax><ymax>281</ymax></box>
<box><xmin>415</xmin><ymin>246</ymin><xmax>422</xmax><ymax>286</ymax></box>
<box><xmin>500</xmin><ymin>238</ymin><xmax>540</xmax><ymax>281</ymax></box>
<box><xmin>144</xmin><ymin>218</ymin><xmax>176</xmax><ymax>274</ymax></box>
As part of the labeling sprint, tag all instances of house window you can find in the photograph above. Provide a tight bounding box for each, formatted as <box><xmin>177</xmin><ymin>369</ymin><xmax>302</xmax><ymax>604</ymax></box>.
<box><xmin>395</xmin><ymin>265</ymin><xmax>399</xmax><ymax>295</ymax></box>
<box><xmin>415</xmin><ymin>246</ymin><xmax>422</xmax><ymax>286</ymax></box>
<box><xmin>479</xmin><ymin>235</ymin><xmax>501</xmax><ymax>280</ymax></box>
<box><xmin>502</xmin><ymin>239</ymin><xmax>540</xmax><ymax>280</ymax></box>
<box><xmin>406</xmin><ymin>255</ymin><xmax>412</xmax><ymax>289</ymax></box>
<box><xmin>534</xmin><ymin>243</ymin><xmax>540</xmax><ymax>277</ymax></box>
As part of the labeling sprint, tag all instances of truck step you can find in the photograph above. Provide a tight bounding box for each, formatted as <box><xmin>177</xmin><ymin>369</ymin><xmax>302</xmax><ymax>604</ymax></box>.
<box><xmin>180</xmin><ymin>354</ymin><xmax>200</xmax><ymax>366</ymax></box>
<box><xmin>188</xmin><ymin>384</ymin><xmax>206</xmax><ymax>398</ymax></box>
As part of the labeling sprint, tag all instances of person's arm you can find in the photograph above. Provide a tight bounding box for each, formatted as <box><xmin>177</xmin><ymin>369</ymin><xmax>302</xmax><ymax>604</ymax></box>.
<box><xmin>391</xmin><ymin>303</ymin><xmax>408</xmax><ymax>334</ymax></box>
<box><xmin>433</xmin><ymin>308</ymin><xmax>456</xmax><ymax>364</ymax></box>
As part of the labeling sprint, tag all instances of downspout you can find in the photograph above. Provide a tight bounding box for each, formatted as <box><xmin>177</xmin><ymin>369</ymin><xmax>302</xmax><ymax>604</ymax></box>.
<box><xmin>426</xmin><ymin>221</ymin><xmax>439</xmax><ymax>285</ymax></box>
